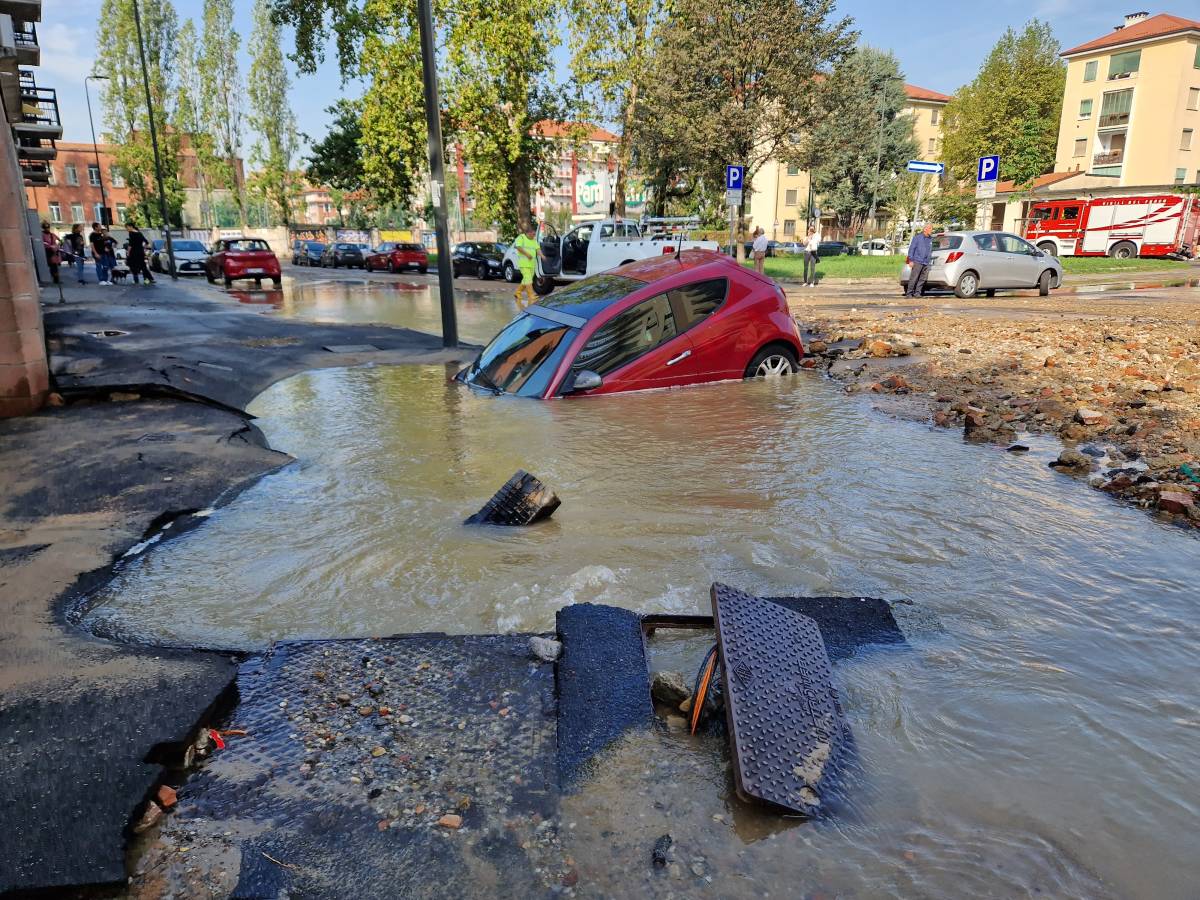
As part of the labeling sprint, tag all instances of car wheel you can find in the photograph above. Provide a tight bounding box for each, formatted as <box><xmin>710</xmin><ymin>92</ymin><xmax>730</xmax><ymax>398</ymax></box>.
<box><xmin>1108</xmin><ymin>241</ymin><xmax>1137</xmax><ymax>260</ymax></box>
<box><xmin>206</xmin><ymin>269</ymin><xmax>216</xmax><ymax>284</ymax></box>
<box><xmin>1038</xmin><ymin>270</ymin><xmax>1053</xmax><ymax>296</ymax></box>
<box><xmin>388</xmin><ymin>260</ymin><xmax>397</xmax><ymax>274</ymax></box>
<box><xmin>954</xmin><ymin>270</ymin><xmax>980</xmax><ymax>299</ymax></box>
<box><xmin>477</xmin><ymin>261</ymin><xmax>489</xmax><ymax>280</ymax></box>
<box><xmin>418</xmin><ymin>266</ymin><xmax>427</xmax><ymax>274</ymax></box>
<box><xmin>745</xmin><ymin>345</ymin><xmax>799</xmax><ymax>378</ymax></box>
<box><xmin>1037</xmin><ymin>242</ymin><xmax>1058</xmax><ymax>257</ymax></box>
<box><xmin>984</xmin><ymin>289</ymin><xmax>996</xmax><ymax>297</ymax></box>
<box><xmin>452</xmin><ymin>265</ymin><xmax>460</xmax><ymax>279</ymax></box>
<box><xmin>332</xmin><ymin>257</ymin><xmax>339</xmax><ymax>268</ymax></box>
<box><xmin>504</xmin><ymin>262</ymin><xmax>517</xmax><ymax>283</ymax></box>
<box><xmin>272</xmin><ymin>277</ymin><xmax>281</xmax><ymax>287</ymax></box>
<box><xmin>532</xmin><ymin>275</ymin><xmax>555</xmax><ymax>296</ymax></box>
<box><xmin>223</xmin><ymin>274</ymin><xmax>233</xmax><ymax>287</ymax></box>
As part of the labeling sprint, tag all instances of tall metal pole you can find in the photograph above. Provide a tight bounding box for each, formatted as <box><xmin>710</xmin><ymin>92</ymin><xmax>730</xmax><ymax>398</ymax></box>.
<box><xmin>130</xmin><ymin>0</ymin><xmax>177</xmax><ymax>280</ymax></box>
<box><xmin>84</xmin><ymin>75</ymin><xmax>110</xmax><ymax>224</ymax></box>
<box><xmin>416</xmin><ymin>0</ymin><xmax>457</xmax><ymax>347</ymax></box>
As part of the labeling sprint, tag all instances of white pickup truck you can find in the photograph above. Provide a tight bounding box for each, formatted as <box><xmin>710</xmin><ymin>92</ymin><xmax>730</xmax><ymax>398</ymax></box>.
<box><xmin>518</xmin><ymin>217</ymin><xmax>719</xmax><ymax>295</ymax></box>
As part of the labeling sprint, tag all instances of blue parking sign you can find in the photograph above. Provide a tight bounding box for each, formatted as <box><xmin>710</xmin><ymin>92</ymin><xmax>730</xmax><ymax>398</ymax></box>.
<box><xmin>977</xmin><ymin>155</ymin><xmax>1000</xmax><ymax>183</ymax></box>
<box><xmin>726</xmin><ymin>165</ymin><xmax>745</xmax><ymax>190</ymax></box>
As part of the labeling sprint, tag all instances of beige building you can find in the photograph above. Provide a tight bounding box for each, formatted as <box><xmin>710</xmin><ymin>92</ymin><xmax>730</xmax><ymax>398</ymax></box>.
<box><xmin>1055</xmin><ymin>11</ymin><xmax>1200</xmax><ymax>187</ymax></box>
<box><xmin>748</xmin><ymin>83</ymin><xmax>950</xmax><ymax>240</ymax></box>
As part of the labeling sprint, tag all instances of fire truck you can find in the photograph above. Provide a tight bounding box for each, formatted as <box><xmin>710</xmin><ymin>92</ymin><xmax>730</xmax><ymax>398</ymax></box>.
<box><xmin>1022</xmin><ymin>194</ymin><xmax>1199</xmax><ymax>259</ymax></box>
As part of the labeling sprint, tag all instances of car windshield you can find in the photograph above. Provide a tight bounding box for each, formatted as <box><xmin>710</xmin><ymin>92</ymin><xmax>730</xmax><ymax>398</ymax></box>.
<box><xmin>1030</xmin><ymin>208</ymin><xmax>1053</xmax><ymax>221</ymax></box>
<box><xmin>538</xmin><ymin>274</ymin><xmax>642</xmax><ymax>321</ymax></box>
<box><xmin>931</xmin><ymin>235</ymin><xmax>963</xmax><ymax>251</ymax></box>
<box><xmin>464</xmin><ymin>313</ymin><xmax>577</xmax><ymax>397</ymax></box>
<box><xmin>172</xmin><ymin>240</ymin><xmax>205</xmax><ymax>252</ymax></box>
<box><xmin>307</xmin><ymin>242</ymin><xmax>325</xmax><ymax>251</ymax></box>
<box><xmin>475</xmin><ymin>242</ymin><xmax>500</xmax><ymax>254</ymax></box>
<box><xmin>227</xmin><ymin>239</ymin><xmax>270</xmax><ymax>252</ymax></box>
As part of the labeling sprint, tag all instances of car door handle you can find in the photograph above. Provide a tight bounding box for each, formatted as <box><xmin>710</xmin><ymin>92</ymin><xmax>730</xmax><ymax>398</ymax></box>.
<box><xmin>666</xmin><ymin>349</ymin><xmax>691</xmax><ymax>366</ymax></box>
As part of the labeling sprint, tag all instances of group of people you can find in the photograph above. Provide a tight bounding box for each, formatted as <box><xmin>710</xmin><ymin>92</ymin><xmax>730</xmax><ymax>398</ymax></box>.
<box><xmin>751</xmin><ymin>226</ymin><xmax>822</xmax><ymax>285</ymax></box>
<box><xmin>38</xmin><ymin>220</ymin><xmax>156</xmax><ymax>287</ymax></box>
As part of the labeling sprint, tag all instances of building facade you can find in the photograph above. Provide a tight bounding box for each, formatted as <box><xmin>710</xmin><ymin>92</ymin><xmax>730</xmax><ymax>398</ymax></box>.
<box><xmin>1055</xmin><ymin>12</ymin><xmax>1200</xmax><ymax>187</ymax></box>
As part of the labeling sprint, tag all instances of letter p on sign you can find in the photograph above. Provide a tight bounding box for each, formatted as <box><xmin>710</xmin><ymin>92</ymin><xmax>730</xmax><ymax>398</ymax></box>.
<box><xmin>726</xmin><ymin>165</ymin><xmax>745</xmax><ymax>190</ymax></box>
<box><xmin>977</xmin><ymin>155</ymin><xmax>999</xmax><ymax>183</ymax></box>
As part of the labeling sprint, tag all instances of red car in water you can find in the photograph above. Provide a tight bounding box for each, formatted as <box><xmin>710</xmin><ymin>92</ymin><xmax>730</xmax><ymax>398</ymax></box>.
<box><xmin>364</xmin><ymin>242</ymin><xmax>429</xmax><ymax>274</ymax></box>
<box><xmin>205</xmin><ymin>237</ymin><xmax>282</xmax><ymax>287</ymax></box>
<box><xmin>456</xmin><ymin>250</ymin><xmax>804</xmax><ymax>398</ymax></box>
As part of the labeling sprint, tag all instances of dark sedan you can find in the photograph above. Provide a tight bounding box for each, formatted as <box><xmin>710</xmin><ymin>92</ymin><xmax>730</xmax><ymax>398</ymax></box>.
<box><xmin>293</xmin><ymin>241</ymin><xmax>326</xmax><ymax>266</ymax></box>
<box><xmin>320</xmin><ymin>242</ymin><xmax>366</xmax><ymax>268</ymax></box>
<box><xmin>452</xmin><ymin>241</ymin><xmax>505</xmax><ymax>279</ymax></box>
<box><xmin>817</xmin><ymin>240</ymin><xmax>851</xmax><ymax>257</ymax></box>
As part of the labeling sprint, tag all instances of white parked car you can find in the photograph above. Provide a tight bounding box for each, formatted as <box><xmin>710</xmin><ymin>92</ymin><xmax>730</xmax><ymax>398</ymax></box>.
<box><xmin>857</xmin><ymin>238</ymin><xmax>895</xmax><ymax>256</ymax></box>
<box><xmin>150</xmin><ymin>239</ymin><xmax>210</xmax><ymax>274</ymax></box>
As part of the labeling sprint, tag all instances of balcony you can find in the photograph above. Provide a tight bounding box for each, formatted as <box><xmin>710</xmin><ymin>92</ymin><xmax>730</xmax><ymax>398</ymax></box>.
<box><xmin>19</xmin><ymin>157</ymin><xmax>48</xmax><ymax>185</ymax></box>
<box><xmin>12</xmin><ymin>17</ymin><xmax>35</xmax><ymax>64</ymax></box>
<box><xmin>13</xmin><ymin>71</ymin><xmax>61</xmax><ymax>140</ymax></box>
<box><xmin>1098</xmin><ymin>113</ymin><xmax>1130</xmax><ymax>129</ymax></box>
<box><xmin>1093</xmin><ymin>150</ymin><xmax>1124</xmax><ymax>166</ymax></box>
<box><xmin>0</xmin><ymin>0</ymin><xmax>41</xmax><ymax>23</ymax></box>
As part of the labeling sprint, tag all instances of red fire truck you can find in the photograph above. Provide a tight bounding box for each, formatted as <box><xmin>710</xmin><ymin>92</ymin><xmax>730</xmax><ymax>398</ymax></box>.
<box><xmin>1023</xmin><ymin>194</ymin><xmax>1199</xmax><ymax>259</ymax></box>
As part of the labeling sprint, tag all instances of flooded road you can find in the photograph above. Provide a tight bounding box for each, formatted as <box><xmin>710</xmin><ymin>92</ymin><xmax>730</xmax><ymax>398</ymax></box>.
<box><xmin>84</xmin><ymin>281</ymin><xmax>1199</xmax><ymax>897</ymax></box>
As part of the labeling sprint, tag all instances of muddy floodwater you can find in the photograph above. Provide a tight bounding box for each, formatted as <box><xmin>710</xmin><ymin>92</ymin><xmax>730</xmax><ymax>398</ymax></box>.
<box><xmin>84</xmin><ymin>282</ymin><xmax>1198</xmax><ymax>897</ymax></box>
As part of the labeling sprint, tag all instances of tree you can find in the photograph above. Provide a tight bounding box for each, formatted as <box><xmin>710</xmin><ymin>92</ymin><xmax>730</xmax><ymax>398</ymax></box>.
<box><xmin>633</xmin><ymin>0</ymin><xmax>856</xmax><ymax>243</ymax></box>
<box><xmin>173</xmin><ymin>20</ymin><xmax>222</xmax><ymax>226</ymax></box>
<box><xmin>568</xmin><ymin>0</ymin><xmax>665</xmax><ymax>215</ymax></box>
<box><xmin>940</xmin><ymin>20</ymin><xmax>1064</xmax><ymax>187</ymax></box>
<box><xmin>802</xmin><ymin>46</ymin><xmax>916</xmax><ymax>233</ymax></box>
<box><xmin>97</xmin><ymin>0</ymin><xmax>185</xmax><ymax>227</ymax></box>
<box><xmin>247</xmin><ymin>0</ymin><xmax>300</xmax><ymax>226</ymax></box>
<box><xmin>306</xmin><ymin>100</ymin><xmax>365</xmax><ymax>193</ymax></box>
<box><xmin>199</xmin><ymin>0</ymin><xmax>247</xmax><ymax>225</ymax></box>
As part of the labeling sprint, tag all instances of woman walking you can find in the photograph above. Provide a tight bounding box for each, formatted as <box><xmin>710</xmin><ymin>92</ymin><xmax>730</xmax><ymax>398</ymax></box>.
<box><xmin>64</xmin><ymin>223</ymin><xmax>87</xmax><ymax>284</ymax></box>
<box><xmin>40</xmin><ymin>221</ymin><xmax>61</xmax><ymax>285</ymax></box>
<box><xmin>125</xmin><ymin>221</ymin><xmax>155</xmax><ymax>285</ymax></box>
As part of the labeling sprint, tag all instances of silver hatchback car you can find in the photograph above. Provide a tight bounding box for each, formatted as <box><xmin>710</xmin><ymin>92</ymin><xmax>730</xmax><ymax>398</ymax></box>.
<box><xmin>900</xmin><ymin>230</ymin><xmax>1063</xmax><ymax>298</ymax></box>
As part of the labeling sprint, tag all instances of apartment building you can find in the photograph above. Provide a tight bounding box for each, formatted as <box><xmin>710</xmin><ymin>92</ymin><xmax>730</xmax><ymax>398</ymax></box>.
<box><xmin>1055</xmin><ymin>11</ymin><xmax>1200</xmax><ymax>187</ymax></box>
<box><xmin>748</xmin><ymin>83</ymin><xmax>950</xmax><ymax>239</ymax></box>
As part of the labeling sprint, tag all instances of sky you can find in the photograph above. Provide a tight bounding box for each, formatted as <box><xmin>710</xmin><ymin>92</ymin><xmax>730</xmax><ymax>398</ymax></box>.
<box><xmin>42</xmin><ymin>0</ymin><xmax>1163</xmax><ymax>152</ymax></box>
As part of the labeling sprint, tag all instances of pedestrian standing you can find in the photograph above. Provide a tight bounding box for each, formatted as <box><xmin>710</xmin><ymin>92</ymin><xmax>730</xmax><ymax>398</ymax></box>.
<box><xmin>40</xmin><ymin>222</ymin><xmax>61</xmax><ymax>285</ymax></box>
<box><xmin>88</xmin><ymin>222</ymin><xmax>112</xmax><ymax>284</ymax></box>
<box><xmin>803</xmin><ymin>226</ymin><xmax>820</xmax><ymax>286</ymax></box>
<box><xmin>64</xmin><ymin>223</ymin><xmax>87</xmax><ymax>284</ymax></box>
<box><xmin>905</xmin><ymin>223</ymin><xmax>934</xmax><ymax>298</ymax></box>
<box><xmin>751</xmin><ymin>227</ymin><xmax>768</xmax><ymax>275</ymax></box>
<box><xmin>125</xmin><ymin>221</ymin><xmax>155</xmax><ymax>285</ymax></box>
<box><xmin>513</xmin><ymin>224</ymin><xmax>541</xmax><ymax>310</ymax></box>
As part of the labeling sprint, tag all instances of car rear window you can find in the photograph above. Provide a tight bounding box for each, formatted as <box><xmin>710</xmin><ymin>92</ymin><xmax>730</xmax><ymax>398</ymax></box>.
<box><xmin>931</xmin><ymin>235</ymin><xmax>963</xmax><ymax>251</ymax></box>
<box><xmin>571</xmin><ymin>294</ymin><xmax>677</xmax><ymax>377</ymax></box>
<box><xmin>402</xmin><ymin>244</ymin><xmax>424</xmax><ymax>252</ymax></box>
<box><xmin>540</xmin><ymin>274</ymin><xmax>642</xmax><ymax>321</ymax></box>
<box><xmin>227</xmin><ymin>239</ymin><xmax>270</xmax><ymax>252</ymax></box>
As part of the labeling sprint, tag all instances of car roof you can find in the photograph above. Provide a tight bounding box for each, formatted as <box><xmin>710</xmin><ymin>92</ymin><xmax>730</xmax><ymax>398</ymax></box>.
<box><xmin>613</xmin><ymin>249</ymin><xmax>737</xmax><ymax>283</ymax></box>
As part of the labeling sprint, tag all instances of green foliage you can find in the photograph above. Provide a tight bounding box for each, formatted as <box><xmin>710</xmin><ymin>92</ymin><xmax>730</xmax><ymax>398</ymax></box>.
<box><xmin>306</xmin><ymin>100</ymin><xmax>366</xmax><ymax>194</ymax></box>
<box><xmin>924</xmin><ymin>184</ymin><xmax>979</xmax><ymax>228</ymax></box>
<box><xmin>247</xmin><ymin>0</ymin><xmax>301</xmax><ymax>226</ymax></box>
<box><xmin>174</xmin><ymin>19</ymin><xmax>223</xmax><ymax>226</ymax></box>
<box><xmin>940</xmin><ymin>20</ymin><xmax>1064</xmax><ymax>187</ymax></box>
<box><xmin>802</xmin><ymin>46</ymin><xmax>917</xmax><ymax>231</ymax></box>
<box><xmin>199</xmin><ymin>0</ymin><xmax>246</xmax><ymax>223</ymax></box>
<box><xmin>97</xmin><ymin>0</ymin><xmax>185</xmax><ymax>227</ymax></box>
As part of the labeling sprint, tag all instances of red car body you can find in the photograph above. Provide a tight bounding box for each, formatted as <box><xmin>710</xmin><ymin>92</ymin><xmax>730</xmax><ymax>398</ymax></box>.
<box><xmin>206</xmin><ymin>238</ymin><xmax>282</xmax><ymax>286</ymax></box>
<box><xmin>364</xmin><ymin>242</ymin><xmax>429</xmax><ymax>273</ymax></box>
<box><xmin>458</xmin><ymin>250</ymin><xmax>804</xmax><ymax>399</ymax></box>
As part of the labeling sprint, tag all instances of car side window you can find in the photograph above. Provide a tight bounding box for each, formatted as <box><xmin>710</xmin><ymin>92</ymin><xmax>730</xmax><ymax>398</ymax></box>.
<box><xmin>571</xmin><ymin>294</ymin><xmax>678</xmax><ymax>377</ymax></box>
<box><xmin>1062</xmin><ymin>207</ymin><xmax>1080</xmax><ymax>221</ymax></box>
<box><xmin>669</xmin><ymin>278</ymin><xmax>728</xmax><ymax>329</ymax></box>
<box><xmin>973</xmin><ymin>234</ymin><xmax>1003</xmax><ymax>253</ymax></box>
<box><xmin>1001</xmin><ymin>235</ymin><xmax>1036</xmax><ymax>255</ymax></box>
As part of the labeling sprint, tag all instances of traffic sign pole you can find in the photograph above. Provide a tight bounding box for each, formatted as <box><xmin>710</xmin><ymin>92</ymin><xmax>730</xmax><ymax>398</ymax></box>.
<box><xmin>912</xmin><ymin>173</ymin><xmax>927</xmax><ymax>233</ymax></box>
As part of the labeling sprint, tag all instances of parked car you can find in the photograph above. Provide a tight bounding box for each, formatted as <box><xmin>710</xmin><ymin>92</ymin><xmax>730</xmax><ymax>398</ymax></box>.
<box><xmin>452</xmin><ymin>241</ymin><xmax>505</xmax><ymax>279</ymax></box>
<box><xmin>857</xmin><ymin>238</ymin><xmax>895</xmax><ymax>256</ymax></box>
<box><xmin>501</xmin><ymin>244</ymin><xmax>522</xmax><ymax>283</ymax></box>
<box><xmin>365</xmin><ymin>242</ymin><xmax>428</xmax><ymax>273</ymax></box>
<box><xmin>816</xmin><ymin>240</ymin><xmax>850</xmax><ymax>257</ymax></box>
<box><xmin>320</xmin><ymin>242</ymin><xmax>366</xmax><ymax>268</ymax></box>
<box><xmin>205</xmin><ymin>237</ymin><xmax>282</xmax><ymax>287</ymax></box>
<box><xmin>150</xmin><ymin>238</ymin><xmax>208</xmax><ymax>274</ymax></box>
<box><xmin>899</xmin><ymin>231</ymin><xmax>1063</xmax><ymax>299</ymax></box>
<box><xmin>293</xmin><ymin>241</ymin><xmax>326</xmax><ymax>266</ymax></box>
<box><xmin>771</xmin><ymin>241</ymin><xmax>805</xmax><ymax>255</ymax></box>
<box><xmin>455</xmin><ymin>249</ymin><xmax>804</xmax><ymax>398</ymax></box>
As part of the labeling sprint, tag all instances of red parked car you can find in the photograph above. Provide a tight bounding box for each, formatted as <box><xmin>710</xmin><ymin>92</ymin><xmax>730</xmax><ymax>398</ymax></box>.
<box><xmin>205</xmin><ymin>238</ymin><xmax>282</xmax><ymax>287</ymax></box>
<box><xmin>456</xmin><ymin>250</ymin><xmax>804</xmax><ymax>398</ymax></box>
<box><xmin>364</xmin><ymin>242</ymin><xmax>429</xmax><ymax>274</ymax></box>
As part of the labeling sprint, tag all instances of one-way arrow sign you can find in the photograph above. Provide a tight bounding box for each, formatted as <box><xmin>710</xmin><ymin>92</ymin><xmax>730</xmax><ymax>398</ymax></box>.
<box><xmin>906</xmin><ymin>160</ymin><xmax>944</xmax><ymax>175</ymax></box>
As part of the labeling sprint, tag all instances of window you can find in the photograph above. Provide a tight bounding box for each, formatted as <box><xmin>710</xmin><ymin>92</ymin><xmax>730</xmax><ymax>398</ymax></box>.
<box><xmin>1195</xmin><ymin>44</ymin><xmax>1200</xmax><ymax>68</ymax></box>
<box><xmin>1074</xmin><ymin>138</ymin><xmax>1087</xmax><ymax>158</ymax></box>
<box><xmin>115</xmin><ymin>203</ymin><xmax>127</xmax><ymax>222</ymax></box>
<box><xmin>48</xmin><ymin>202</ymin><xmax>61</xmax><ymax>223</ymax></box>
<box><xmin>1000</xmin><ymin>234</ymin><xmax>1036</xmax><ymax>255</ymax></box>
<box><xmin>1084</xmin><ymin>60</ymin><xmax>1098</xmax><ymax>82</ymax></box>
<box><xmin>109</xmin><ymin>167</ymin><xmax>124</xmax><ymax>187</ymax></box>
<box><xmin>471</xmin><ymin>313</ymin><xmax>575</xmax><ymax>397</ymax></box>
<box><xmin>786</xmin><ymin>164</ymin><xmax>799</xmax><ymax>176</ymax></box>
<box><xmin>973</xmin><ymin>233</ymin><xmax>1005</xmax><ymax>252</ymax></box>
<box><xmin>1062</xmin><ymin>206</ymin><xmax>1080</xmax><ymax>221</ymax></box>
<box><xmin>928</xmin><ymin>137</ymin><xmax>937</xmax><ymax>153</ymax></box>
<box><xmin>572</xmin><ymin>294</ymin><xmax>678</xmax><ymax>377</ymax></box>
<box><xmin>65</xmin><ymin>164</ymin><xmax>78</xmax><ymax>185</ymax></box>
<box><xmin>46</xmin><ymin>166</ymin><xmax>55</xmax><ymax>185</ymax></box>
<box><xmin>1184</xmin><ymin>129</ymin><xmax>1194</xmax><ymax>151</ymax></box>
<box><xmin>70</xmin><ymin>203</ymin><xmax>84</xmax><ymax>223</ymax></box>
<box><xmin>931</xmin><ymin>108</ymin><xmax>939</xmax><ymax>126</ymax></box>
<box><xmin>668</xmin><ymin>279</ymin><xmax>727</xmax><ymax>330</ymax></box>
<box><xmin>1078</xmin><ymin>99</ymin><xmax>1093</xmax><ymax>119</ymax></box>
<box><xmin>1108</xmin><ymin>50</ymin><xmax>1140</xmax><ymax>79</ymax></box>
<box><xmin>1190</xmin><ymin>88</ymin><xmax>1200</xmax><ymax>111</ymax></box>
<box><xmin>92</xmin><ymin>203</ymin><xmax>103</xmax><ymax>222</ymax></box>
<box><xmin>783</xmin><ymin>219</ymin><xmax>796</xmax><ymax>236</ymax></box>
<box><xmin>87</xmin><ymin>164</ymin><xmax>100</xmax><ymax>186</ymax></box>
<box><xmin>785</xmin><ymin>189</ymin><xmax>798</xmax><ymax>206</ymax></box>
<box><xmin>1099</xmin><ymin>89</ymin><xmax>1133</xmax><ymax>127</ymax></box>
<box><xmin>1176</xmin><ymin>168</ymin><xmax>1188</xmax><ymax>184</ymax></box>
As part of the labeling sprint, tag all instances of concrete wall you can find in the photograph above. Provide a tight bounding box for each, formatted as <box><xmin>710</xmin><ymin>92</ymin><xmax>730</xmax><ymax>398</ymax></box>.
<box><xmin>0</xmin><ymin>125</ymin><xmax>48</xmax><ymax>417</ymax></box>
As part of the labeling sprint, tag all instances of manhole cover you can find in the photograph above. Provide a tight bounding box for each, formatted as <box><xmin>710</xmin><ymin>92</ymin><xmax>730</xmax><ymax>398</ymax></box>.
<box><xmin>323</xmin><ymin>344</ymin><xmax>380</xmax><ymax>353</ymax></box>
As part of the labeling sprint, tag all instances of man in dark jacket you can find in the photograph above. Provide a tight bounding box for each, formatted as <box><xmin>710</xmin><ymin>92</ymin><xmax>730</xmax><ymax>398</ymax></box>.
<box><xmin>905</xmin><ymin>223</ymin><xmax>934</xmax><ymax>297</ymax></box>
<box><xmin>125</xmin><ymin>221</ymin><xmax>155</xmax><ymax>285</ymax></box>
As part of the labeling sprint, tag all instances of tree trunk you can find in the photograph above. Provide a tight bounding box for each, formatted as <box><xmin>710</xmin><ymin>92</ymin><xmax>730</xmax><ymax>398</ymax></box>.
<box><xmin>513</xmin><ymin>165</ymin><xmax>533</xmax><ymax>233</ymax></box>
<box><xmin>614</xmin><ymin>81</ymin><xmax>639</xmax><ymax>218</ymax></box>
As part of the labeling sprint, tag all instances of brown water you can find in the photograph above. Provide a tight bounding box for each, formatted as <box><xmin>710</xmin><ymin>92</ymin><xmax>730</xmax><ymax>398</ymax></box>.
<box><xmin>82</xmin><ymin>283</ymin><xmax>1199</xmax><ymax>898</ymax></box>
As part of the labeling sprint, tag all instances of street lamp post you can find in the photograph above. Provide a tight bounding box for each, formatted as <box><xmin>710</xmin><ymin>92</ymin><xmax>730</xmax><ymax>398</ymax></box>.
<box><xmin>84</xmin><ymin>75</ymin><xmax>110</xmax><ymax>225</ymax></box>
<box><xmin>130</xmin><ymin>0</ymin><xmax>177</xmax><ymax>280</ymax></box>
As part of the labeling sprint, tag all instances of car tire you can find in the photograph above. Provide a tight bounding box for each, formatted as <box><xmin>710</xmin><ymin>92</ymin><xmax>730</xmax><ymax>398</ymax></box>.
<box><xmin>223</xmin><ymin>274</ymin><xmax>233</xmax><ymax>287</ymax></box>
<box><xmin>452</xmin><ymin>265</ymin><xmax>459</xmax><ymax>278</ymax></box>
<box><xmin>478</xmin><ymin>261</ymin><xmax>490</xmax><ymax>280</ymax></box>
<box><xmin>1038</xmin><ymin>270</ymin><xmax>1053</xmax><ymax>296</ymax></box>
<box><xmin>418</xmin><ymin>266</ymin><xmax>427</xmax><ymax>274</ymax></box>
<box><xmin>332</xmin><ymin>257</ymin><xmax>339</xmax><ymax>269</ymax></box>
<box><xmin>1108</xmin><ymin>241</ymin><xmax>1137</xmax><ymax>260</ymax></box>
<box><xmin>206</xmin><ymin>269</ymin><xmax>215</xmax><ymax>284</ymax></box>
<box><xmin>533</xmin><ymin>275</ymin><xmax>555</xmax><ymax>296</ymax></box>
<box><xmin>388</xmin><ymin>260</ymin><xmax>396</xmax><ymax>274</ymax></box>
<box><xmin>745</xmin><ymin>345</ymin><xmax>799</xmax><ymax>378</ymax></box>
<box><xmin>984</xmin><ymin>289</ymin><xmax>996</xmax><ymax>297</ymax></box>
<box><xmin>954</xmin><ymin>270</ymin><xmax>980</xmax><ymax>299</ymax></box>
<box><xmin>1037</xmin><ymin>242</ymin><xmax>1058</xmax><ymax>257</ymax></box>
<box><xmin>503</xmin><ymin>262</ymin><xmax>516</xmax><ymax>283</ymax></box>
<box><xmin>272</xmin><ymin>277</ymin><xmax>282</xmax><ymax>287</ymax></box>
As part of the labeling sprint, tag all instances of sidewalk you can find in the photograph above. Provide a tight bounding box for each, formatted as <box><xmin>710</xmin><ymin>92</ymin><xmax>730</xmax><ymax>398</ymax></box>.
<box><xmin>0</xmin><ymin>278</ymin><xmax>475</xmax><ymax>893</ymax></box>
